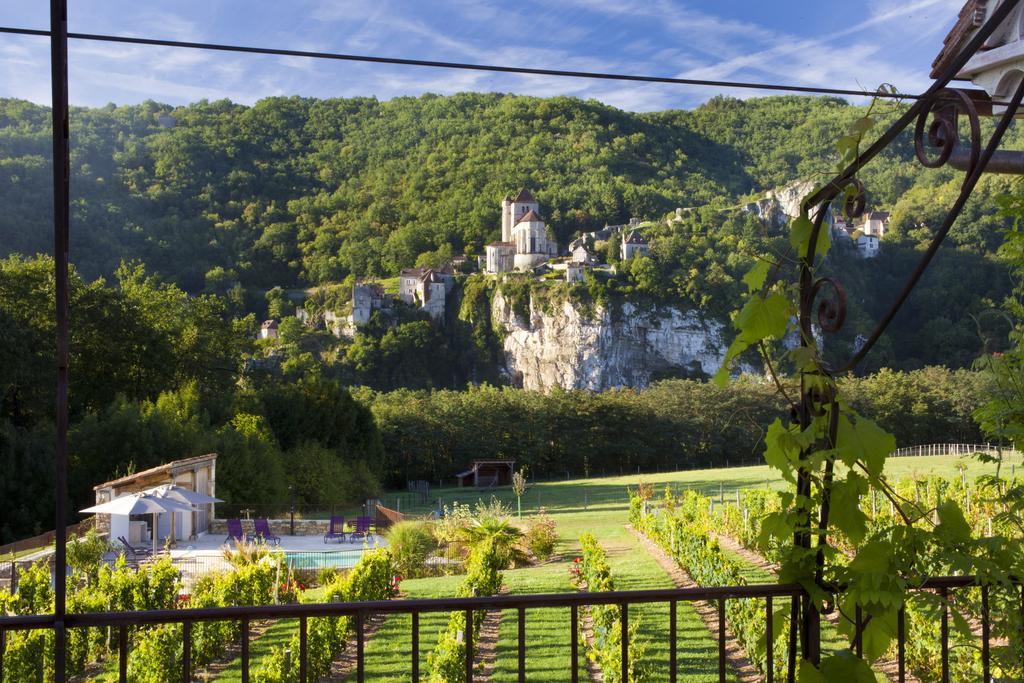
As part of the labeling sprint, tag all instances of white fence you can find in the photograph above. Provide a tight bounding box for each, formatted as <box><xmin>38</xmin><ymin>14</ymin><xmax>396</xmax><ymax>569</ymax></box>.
<box><xmin>889</xmin><ymin>443</ymin><xmax>1020</xmax><ymax>458</ymax></box>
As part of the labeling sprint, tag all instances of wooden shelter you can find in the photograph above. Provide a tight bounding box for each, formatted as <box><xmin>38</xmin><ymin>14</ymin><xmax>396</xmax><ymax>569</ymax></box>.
<box><xmin>455</xmin><ymin>459</ymin><xmax>516</xmax><ymax>488</ymax></box>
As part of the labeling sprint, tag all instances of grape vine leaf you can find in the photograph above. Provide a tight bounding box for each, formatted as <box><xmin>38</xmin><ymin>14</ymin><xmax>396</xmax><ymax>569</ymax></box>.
<box><xmin>789</xmin><ymin>214</ymin><xmax>831</xmax><ymax>260</ymax></box>
<box><xmin>743</xmin><ymin>259</ymin><xmax>771</xmax><ymax>293</ymax></box>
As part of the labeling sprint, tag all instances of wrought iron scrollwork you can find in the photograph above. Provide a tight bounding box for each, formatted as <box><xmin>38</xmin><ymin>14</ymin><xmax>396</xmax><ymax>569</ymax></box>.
<box><xmin>809</xmin><ymin>277</ymin><xmax>847</xmax><ymax>335</ymax></box>
<box><xmin>913</xmin><ymin>88</ymin><xmax>982</xmax><ymax>175</ymax></box>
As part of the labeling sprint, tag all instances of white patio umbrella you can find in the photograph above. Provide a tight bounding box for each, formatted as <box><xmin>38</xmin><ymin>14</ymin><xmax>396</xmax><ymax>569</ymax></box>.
<box><xmin>144</xmin><ymin>485</ymin><xmax>223</xmax><ymax>543</ymax></box>
<box><xmin>143</xmin><ymin>483</ymin><xmax>222</xmax><ymax>505</ymax></box>
<box><xmin>81</xmin><ymin>493</ymin><xmax>196</xmax><ymax>555</ymax></box>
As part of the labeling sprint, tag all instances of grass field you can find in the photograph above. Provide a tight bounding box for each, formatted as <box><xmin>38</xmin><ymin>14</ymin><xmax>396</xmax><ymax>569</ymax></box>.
<box><xmin>201</xmin><ymin>454</ymin><xmax>1014</xmax><ymax>680</ymax></box>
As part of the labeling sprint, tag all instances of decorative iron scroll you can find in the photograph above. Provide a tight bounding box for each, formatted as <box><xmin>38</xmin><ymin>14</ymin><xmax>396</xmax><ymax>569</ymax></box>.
<box><xmin>789</xmin><ymin>0</ymin><xmax>1024</xmax><ymax>665</ymax></box>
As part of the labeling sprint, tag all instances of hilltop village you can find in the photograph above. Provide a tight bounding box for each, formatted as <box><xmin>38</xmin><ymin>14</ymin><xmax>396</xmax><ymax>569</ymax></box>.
<box><xmin>256</xmin><ymin>185</ymin><xmax>890</xmax><ymax>341</ymax></box>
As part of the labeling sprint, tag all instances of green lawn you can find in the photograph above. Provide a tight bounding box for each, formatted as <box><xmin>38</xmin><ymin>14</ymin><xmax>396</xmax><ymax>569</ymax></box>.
<box><xmin>388</xmin><ymin>454</ymin><xmax>1022</xmax><ymax>520</ymax></box>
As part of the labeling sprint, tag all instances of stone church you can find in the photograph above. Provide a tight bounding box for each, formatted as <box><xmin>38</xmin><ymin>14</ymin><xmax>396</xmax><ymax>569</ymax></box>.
<box><xmin>486</xmin><ymin>188</ymin><xmax>558</xmax><ymax>273</ymax></box>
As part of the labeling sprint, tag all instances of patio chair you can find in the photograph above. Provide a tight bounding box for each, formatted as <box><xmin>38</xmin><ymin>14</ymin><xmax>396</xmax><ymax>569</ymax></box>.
<box><xmin>254</xmin><ymin>518</ymin><xmax>281</xmax><ymax>545</ymax></box>
<box><xmin>349</xmin><ymin>516</ymin><xmax>373</xmax><ymax>542</ymax></box>
<box><xmin>225</xmin><ymin>518</ymin><xmax>247</xmax><ymax>544</ymax></box>
<box><xmin>324</xmin><ymin>516</ymin><xmax>346</xmax><ymax>543</ymax></box>
<box><xmin>117</xmin><ymin>535</ymin><xmax>153</xmax><ymax>561</ymax></box>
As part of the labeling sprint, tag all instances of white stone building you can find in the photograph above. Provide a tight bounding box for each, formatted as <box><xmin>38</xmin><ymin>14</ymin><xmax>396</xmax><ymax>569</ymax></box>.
<box><xmin>399</xmin><ymin>266</ymin><xmax>454</xmax><ymax>320</ymax></box>
<box><xmin>496</xmin><ymin>188</ymin><xmax>558</xmax><ymax>271</ymax></box>
<box><xmin>571</xmin><ymin>245</ymin><xmax>598</xmax><ymax>265</ymax></box>
<box><xmin>566</xmin><ymin>262</ymin><xmax>587</xmax><ymax>283</ymax></box>
<box><xmin>860</xmin><ymin>211</ymin><xmax>890</xmax><ymax>238</ymax></box>
<box><xmin>621</xmin><ymin>229</ymin><xmax>649</xmax><ymax>260</ymax></box>
<box><xmin>350</xmin><ymin>283</ymin><xmax>386</xmax><ymax>327</ymax></box>
<box><xmin>485</xmin><ymin>242</ymin><xmax>516</xmax><ymax>273</ymax></box>
<box><xmin>259</xmin><ymin>319</ymin><xmax>279</xmax><ymax>339</ymax></box>
<box><xmin>856</xmin><ymin>234</ymin><xmax>880</xmax><ymax>259</ymax></box>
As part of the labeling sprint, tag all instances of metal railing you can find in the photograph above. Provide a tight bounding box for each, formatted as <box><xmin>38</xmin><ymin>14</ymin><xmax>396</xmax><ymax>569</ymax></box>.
<box><xmin>0</xmin><ymin>575</ymin><xmax>1007</xmax><ymax>683</ymax></box>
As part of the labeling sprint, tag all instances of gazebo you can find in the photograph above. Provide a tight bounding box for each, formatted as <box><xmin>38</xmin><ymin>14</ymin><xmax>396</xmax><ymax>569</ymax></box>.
<box><xmin>455</xmin><ymin>459</ymin><xmax>516</xmax><ymax>488</ymax></box>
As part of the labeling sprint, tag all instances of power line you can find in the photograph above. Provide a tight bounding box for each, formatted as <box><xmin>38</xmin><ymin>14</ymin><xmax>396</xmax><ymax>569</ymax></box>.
<box><xmin>0</xmin><ymin>25</ymin><xmax>924</xmax><ymax>101</ymax></box>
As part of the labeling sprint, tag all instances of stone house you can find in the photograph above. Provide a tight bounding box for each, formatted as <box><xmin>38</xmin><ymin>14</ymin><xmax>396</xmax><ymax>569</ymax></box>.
<box><xmin>259</xmin><ymin>319</ymin><xmax>279</xmax><ymax>339</ymax></box>
<box><xmin>571</xmin><ymin>245</ymin><xmax>598</xmax><ymax>265</ymax></box>
<box><xmin>350</xmin><ymin>282</ymin><xmax>387</xmax><ymax>327</ymax></box>
<box><xmin>621</xmin><ymin>229</ymin><xmax>650</xmax><ymax>260</ymax></box>
<box><xmin>859</xmin><ymin>211</ymin><xmax>890</xmax><ymax>238</ymax></box>
<box><xmin>93</xmin><ymin>453</ymin><xmax>217</xmax><ymax>543</ymax></box>
<box><xmin>485</xmin><ymin>242</ymin><xmax>516</xmax><ymax>273</ymax></box>
<box><xmin>566</xmin><ymin>262</ymin><xmax>587</xmax><ymax>283</ymax></box>
<box><xmin>399</xmin><ymin>265</ymin><xmax>454</xmax><ymax>320</ymax></box>
<box><xmin>856</xmin><ymin>234</ymin><xmax>880</xmax><ymax>258</ymax></box>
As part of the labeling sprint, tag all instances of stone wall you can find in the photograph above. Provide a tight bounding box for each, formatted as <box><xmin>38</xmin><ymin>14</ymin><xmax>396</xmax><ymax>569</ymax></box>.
<box><xmin>209</xmin><ymin>518</ymin><xmax>330</xmax><ymax>536</ymax></box>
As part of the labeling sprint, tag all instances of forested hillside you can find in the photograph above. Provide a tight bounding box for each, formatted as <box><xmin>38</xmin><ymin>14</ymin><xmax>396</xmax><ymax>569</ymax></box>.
<box><xmin>1</xmin><ymin>93</ymin><xmax>1018</xmax><ymax>291</ymax></box>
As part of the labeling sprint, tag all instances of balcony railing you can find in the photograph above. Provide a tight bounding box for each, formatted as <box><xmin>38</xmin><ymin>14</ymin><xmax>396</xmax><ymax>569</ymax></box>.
<box><xmin>0</xmin><ymin>575</ymin><xmax>1004</xmax><ymax>683</ymax></box>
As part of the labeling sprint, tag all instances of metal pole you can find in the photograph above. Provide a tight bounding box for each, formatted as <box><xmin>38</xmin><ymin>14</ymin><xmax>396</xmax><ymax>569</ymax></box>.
<box><xmin>50</xmin><ymin>1</ymin><xmax>70</xmax><ymax>681</ymax></box>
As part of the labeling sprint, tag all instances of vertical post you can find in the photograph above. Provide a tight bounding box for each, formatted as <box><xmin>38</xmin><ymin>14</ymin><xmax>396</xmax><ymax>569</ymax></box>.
<box><xmin>766</xmin><ymin>595</ymin><xmax>774</xmax><ymax>683</ymax></box>
<box><xmin>981</xmin><ymin>585</ymin><xmax>990</xmax><ymax>683</ymax></box>
<box><xmin>1</xmin><ymin>627</ymin><xmax>6</xmax><ymax>683</ymax></box>
<box><xmin>621</xmin><ymin>603</ymin><xmax>629</xmax><ymax>681</ymax></box>
<box><xmin>50</xmin><ymin>1</ymin><xmax>71</xmax><ymax>681</ymax></box>
<box><xmin>182</xmin><ymin>621</ymin><xmax>191</xmax><ymax>683</ymax></box>
<box><xmin>717</xmin><ymin>598</ymin><xmax>726</xmax><ymax>683</ymax></box>
<box><xmin>412</xmin><ymin>611</ymin><xmax>419</xmax><ymax>682</ymax></box>
<box><xmin>517</xmin><ymin>606</ymin><xmax>526</xmax><ymax>683</ymax></box>
<box><xmin>570</xmin><ymin>604</ymin><xmax>579</xmax><ymax>683</ymax></box>
<box><xmin>787</xmin><ymin>597</ymin><xmax>798</xmax><ymax>683</ymax></box>
<box><xmin>241</xmin><ymin>618</ymin><xmax>250</xmax><ymax>683</ymax></box>
<box><xmin>465</xmin><ymin>608</ymin><xmax>474</xmax><ymax>683</ymax></box>
<box><xmin>669</xmin><ymin>600</ymin><xmax>677</xmax><ymax>683</ymax></box>
<box><xmin>897</xmin><ymin>605</ymin><xmax>905</xmax><ymax>683</ymax></box>
<box><xmin>299</xmin><ymin>616</ymin><xmax>307</xmax><ymax>683</ymax></box>
<box><xmin>940</xmin><ymin>587</ymin><xmax>949</xmax><ymax>683</ymax></box>
<box><xmin>118</xmin><ymin>625</ymin><xmax>127</xmax><ymax>682</ymax></box>
<box><xmin>357</xmin><ymin>612</ymin><xmax>365</xmax><ymax>683</ymax></box>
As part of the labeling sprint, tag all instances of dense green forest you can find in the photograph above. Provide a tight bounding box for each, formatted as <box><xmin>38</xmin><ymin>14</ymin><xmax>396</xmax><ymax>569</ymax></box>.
<box><xmin>0</xmin><ymin>252</ymin><xmax>994</xmax><ymax>541</ymax></box>
<box><xmin>1</xmin><ymin>92</ymin><xmax>1019</xmax><ymax>541</ymax></box>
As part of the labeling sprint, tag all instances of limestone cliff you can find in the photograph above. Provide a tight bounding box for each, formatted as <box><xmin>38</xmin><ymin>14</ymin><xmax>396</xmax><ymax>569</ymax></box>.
<box><xmin>491</xmin><ymin>289</ymin><xmax>729</xmax><ymax>391</ymax></box>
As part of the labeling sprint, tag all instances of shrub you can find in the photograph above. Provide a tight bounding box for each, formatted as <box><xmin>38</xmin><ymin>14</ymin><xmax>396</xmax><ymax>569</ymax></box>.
<box><xmin>67</xmin><ymin>529</ymin><xmax>109</xmax><ymax>586</ymax></box>
<box><xmin>387</xmin><ymin>521</ymin><xmax>436</xmax><ymax>578</ymax></box>
<box><xmin>128</xmin><ymin>623</ymin><xmax>182</xmax><ymax>683</ymax></box>
<box><xmin>461</xmin><ymin>500</ymin><xmax>526</xmax><ymax>568</ymax></box>
<box><xmin>522</xmin><ymin>510</ymin><xmax>558</xmax><ymax>561</ymax></box>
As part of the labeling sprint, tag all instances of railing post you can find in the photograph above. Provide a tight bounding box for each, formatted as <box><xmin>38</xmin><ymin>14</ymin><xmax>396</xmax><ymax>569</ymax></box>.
<box><xmin>1</xmin><ymin>626</ymin><xmax>6</xmax><ymax>683</ymax></box>
<box><xmin>669</xmin><ymin>600</ymin><xmax>677</xmax><ymax>683</ymax></box>
<box><xmin>465</xmin><ymin>608</ymin><xmax>474</xmax><ymax>683</ymax></box>
<box><xmin>412</xmin><ymin>611</ymin><xmax>419</xmax><ymax>682</ymax></box>
<box><xmin>897</xmin><ymin>605</ymin><xmax>905</xmax><ymax>683</ymax></box>
<box><xmin>119</xmin><ymin>624</ymin><xmax>127</xmax><ymax>682</ymax></box>
<box><xmin>621</xmin><ymin>603</ymin><xmax>629</xmax><ymax>680</ymax></box>
<box><xmin>570</xmin><ymin>604</ymin><xmax>579</xmax><ymax>683</ymax></box>
<box><xmin>717</xmin><ymin>598</ymin><xmax>726</xmax><ymax>683</ymax></box>
<box><xmin>357</xmin><ymin>611</ymin><xmax>365</xmax><ymax>683</ymax></box>
<box><xmin>940</xmin><ymin>587</ymin><xmax>949</xmax><ymax>683</ymax></box>
<box><xmin>517</xmin><ymin>606</ymin><xmax>526</xmax><ymax>683</ymax></box>
<box><xmin>182</xmin><ymin>620</ymin><xmax>191</xmax><ymax>683</ymax></box>
<box><xmin>765</xmin><ymin>595</ymin><xmax>773</xmax><ymax>683</ymax></box>
<box><xmin>299</xmin><ymin>616</ymin><xmax>307</xmax><ymax>683</ymax></box>
<box><xmin>241</xmin><ymin>618</ymin><xmax>250</xmax><ymax>683</ymax></box>
<box><xmin>981</xmin><ymin>585</ymin><xmax>990</xmax><ymax>682</ymax></box>
<box><xmin>787</xmin><ymin>597</ymin><xmax>798</xmax><ymax>683</ymax></box>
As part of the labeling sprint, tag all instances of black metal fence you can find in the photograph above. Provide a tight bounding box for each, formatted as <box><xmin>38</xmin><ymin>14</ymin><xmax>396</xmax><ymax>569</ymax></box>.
<box><xmin>0</xmin><ymin>575</ymin><xmax>1007</xmax><ymax>683</ymax></box>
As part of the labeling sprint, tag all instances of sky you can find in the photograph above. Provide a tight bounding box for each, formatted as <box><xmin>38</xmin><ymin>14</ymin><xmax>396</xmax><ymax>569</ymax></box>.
<box><xmin>0</xmin><ymin>0</ymin><xmax>965</xmax><ymax>112</ymax></box>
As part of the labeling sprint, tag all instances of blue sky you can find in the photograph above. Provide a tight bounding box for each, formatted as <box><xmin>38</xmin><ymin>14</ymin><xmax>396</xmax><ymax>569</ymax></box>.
<box><xmin>0</xmin><ymin>0</ymin><xmax>963</xmax><ymax>111</ymax></box>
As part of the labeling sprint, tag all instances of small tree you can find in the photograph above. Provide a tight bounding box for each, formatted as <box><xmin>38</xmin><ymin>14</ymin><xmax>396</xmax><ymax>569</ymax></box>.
<box><xmin>512</xmin><ymin>468</ymin><xmax>527</xmax><ymax>518</ymax></box>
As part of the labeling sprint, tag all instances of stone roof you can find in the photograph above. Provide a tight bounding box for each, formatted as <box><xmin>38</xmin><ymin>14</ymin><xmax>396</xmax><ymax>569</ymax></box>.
<box><xmin>513</xmin><ymin>188</ymin><xmax>536</xmax><ymax>203</ymax></box>
<box><xmin>624</xmin><ymin>229</ymin><xmax>648</xmax><ymax>244</ymax></box>
<box><xmin>866</xmin><ymin>211</ymin><xmax>891</xmax><ymax>221</ymax></box>
<box><xmin>515</xmin><ymin>209</ymin><xmax>543</xmax><ymax>224</ymax></box>
<box><xmin>94</xmin><ymin>453</ymin><xmax>217</xmax><ymax>490</ymax></box>
<box><xmin>931</xmin><ymin>0</ymin><xmax>988</xmax><ymax>79</ymax></box>
<box><xmin>261</xmin><ymin>319</ymin><xmax>278</xmax><ymax>329</ymax></box>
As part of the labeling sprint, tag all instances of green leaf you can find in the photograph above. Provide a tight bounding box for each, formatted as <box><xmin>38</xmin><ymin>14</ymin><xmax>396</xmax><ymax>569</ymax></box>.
<box><xmin>714</xmin><ymin>337</ymin><xmax>749</xmax><ymax>387</ymax></box>
<box><xmin>736</xmin><ymin>292</ymin><xmax>791</xmax><ymax>343</ymax></box>
<box><xmin>936</xmin><ymin>500</ymin><xmax>972</xmax><ymax>542</ymax></box>
<box><xmin>830</xmin><ymin>473</ymin><xmax>869</xmax><ymax>545</ymax></box>
<box><xmin>789</xmin><ymin>214</ymin><xmax>831</xmax><ymax>259</ymax></box>
<box><xmin>850</xmin><ymin>117</ymin><xmax>875</xmax><ymax>134</ymax></box>
<box><xmin>819</xmin><ymin>651</ymin><xmax>879</xmax><ymax>682</ymax></box>
<box><xmin>836</xmin><ymin>414</ymin><xmax>894</xmax><ymax>476</ymax></box>
<box><xmin>860</xmin><ymin>607</ymin><xmax>897</xmax><ymax>661</ymax></box>
<box><xmin>797</xmin><ymin>659</ymin><xmax>826</xmax><ymax>683</ymax></box>
<box><xmin>743</xmin><ymin>259</ymin><xmax>771</xmax><ymax>293</ymax></box>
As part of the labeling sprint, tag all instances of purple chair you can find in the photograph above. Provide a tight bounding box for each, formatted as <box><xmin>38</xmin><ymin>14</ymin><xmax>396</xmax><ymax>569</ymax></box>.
<box><xmin>225</xmin><ymin>518</ymin><xmax>247</xmax><ymax>544</ymax></box>
<box><xmin>349</xmin><ymin>516</ymin><xmax>373</xmax><ymax>542</ymax></box>
<box><xmin>254</xmin><ymin>518</ymin><xmax>281</xmax><ymax>545</ymax></box>
<box><xmin>324</xmin><ymin>516</ymin><xmax>346</xmax><ymax>543</ymax></box>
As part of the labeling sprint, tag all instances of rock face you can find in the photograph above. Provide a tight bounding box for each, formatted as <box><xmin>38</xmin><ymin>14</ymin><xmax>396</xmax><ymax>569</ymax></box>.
<box><xmin>492</xmin><ymin>290</ymin><xmax>728</xmax><ymax>391</ymax></box>
<box><xmin>741</xmin><ymin>180</ymin><xmax>817</xmax><ymax>228</ymax></box>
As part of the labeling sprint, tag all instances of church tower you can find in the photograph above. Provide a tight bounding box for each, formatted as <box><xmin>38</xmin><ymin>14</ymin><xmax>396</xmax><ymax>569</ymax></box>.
<box><xmin>501</xmin><ymin>195</ymin><xmax>512</xmax><ymax>242</ymax></box>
